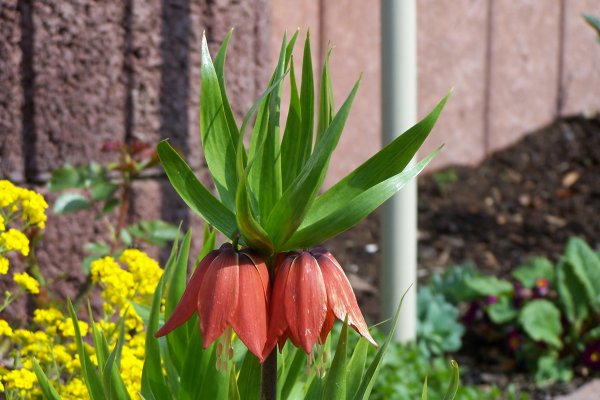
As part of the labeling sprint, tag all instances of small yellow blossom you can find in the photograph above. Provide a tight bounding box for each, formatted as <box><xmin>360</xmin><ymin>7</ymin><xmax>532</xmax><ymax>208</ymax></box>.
<box><xmin>19</xmin><ymin>189</ymin><xmax>48</xmax><ymax>228</ymax></box>
<box><xmin>60</xmin><ymin>377</ymin><xmax>89</xmax><ymax>400</ymax></box>
<box><xmin>58</xmin><ymin>319</ymin><xmax>88</xmax><ymax>338</ymax></box>
<box><xmin>0</xmin><ymin>229</ymin><xmax>30</xmax><ymax>256</ymax></box>
<box><xmin>0</xmin><ymin>215</ymin><xmax>5</xmax><ymax>231</ymax></box>
<box><xmin>91</xmin><ymin>256</ymin><xmax>135</xmax><ymax>309</ymax></box>
<box><xmin>13</xmin><ymin>272</ymin><xmax>39</xmax><ymax>294</ymax></box>
<box><xmin>0</xmin><ymin>256</ymin><xmax>8</xmax><ymax>275</ymax></box>
<box><xmin>1</xmin><ymin>368</ymin><xmax>37</xmax><ymax>398</ymax></box>
<box><xmin>119</xmin><ymin>249</ymin><xmax>163</xmax><ymax>298</ymax></box>
<box><xmin>0</xmin><ymin>320</ymin><xmax>13</xmax><ymax>337</ymax></box>
<box><xmin>0</xmin><ymin>180</ymin><xmax>20</xmax><ymax>208</ymax></box>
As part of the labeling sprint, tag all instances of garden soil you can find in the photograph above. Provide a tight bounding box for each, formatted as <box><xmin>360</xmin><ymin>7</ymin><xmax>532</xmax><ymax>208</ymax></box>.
<box><xmin>326</xmin><ymin>115</ymin><xmax>600</xmax><ymax>399</ymax></box>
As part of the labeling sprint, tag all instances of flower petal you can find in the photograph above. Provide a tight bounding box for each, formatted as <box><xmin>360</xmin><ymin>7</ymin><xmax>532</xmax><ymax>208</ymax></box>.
<box><xmin>284</xmin><ymin>252</ymin><xmax>327</xmax><ymax>354</ymax></box>
<box><xmin>198</xmin><ymin>249</ymin><xmax>239</xmax><ymax>348</ymax></box>
<box><xmin>230</xmin><ymin>252</ymin><xmax>270</xmax><ymax>361</ymax></box>
<box><xmin>316</xmin><ymin>251</ymin><xmax>377</xmax><ymax>347</ymax></box>
<box><xmin>155</xmin><ymin>249</ymin><xmax>219</xmax><ymax>337</ymax></box>
<box><xmin>264</xmin><ymin>253</ymin><xmax>295</xmax><ymax>357</ymax></box>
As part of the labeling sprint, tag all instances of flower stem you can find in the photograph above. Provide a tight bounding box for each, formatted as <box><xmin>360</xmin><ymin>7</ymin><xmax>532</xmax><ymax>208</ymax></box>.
<box><xmin>261</xmin><ymin>348</ymin><xmax>277</xmax><ymax>400</ymax></box>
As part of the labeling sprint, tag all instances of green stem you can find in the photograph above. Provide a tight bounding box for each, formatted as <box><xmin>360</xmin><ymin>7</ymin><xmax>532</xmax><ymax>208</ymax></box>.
<box><xmin>261</xmin><ymin>348</ymin><xmax>277</xmax><ymax>400</ymax></box>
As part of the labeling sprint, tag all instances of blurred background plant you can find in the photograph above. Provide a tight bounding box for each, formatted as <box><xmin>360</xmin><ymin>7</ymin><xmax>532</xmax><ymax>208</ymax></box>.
<box><xmin>47</xmin><ymin>139</ymin><xmax>178</xmax><ymax>307</ymax></box>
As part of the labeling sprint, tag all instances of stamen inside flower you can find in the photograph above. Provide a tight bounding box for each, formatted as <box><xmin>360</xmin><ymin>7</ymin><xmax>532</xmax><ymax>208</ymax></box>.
<box><xmin>216</xmin><ymin>326</ymin><xmax>234</xmax><ymax>372</ymax></box>
<box><xmin>305</xmin><ymin>340</ymin><xmax>328</xmax><ymax>378</ymax></box>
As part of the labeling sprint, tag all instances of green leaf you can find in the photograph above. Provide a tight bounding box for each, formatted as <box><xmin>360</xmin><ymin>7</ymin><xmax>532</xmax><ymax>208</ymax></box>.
<box><xmin>353</xmin><ymin>286</ymin><xmax>410</xmax><ymax>400</ymax></box>
<box><xmin>556</xmin><ymin>260</ymin><xmax>588</xmax><ymax>330</ymax></box>
<box><xmin>228</xmin><ymin>367</ymin><xmax>241</xmax><ymax>400</ymax></box>
<box><xmin>583</xmin><ymin>13</ymin><xmax>600</xmax><ymax>36</ymax></box>
<box><xmin>53</xmin><ymin>192</ymin><xmax>90</xmax><ymax>213</ymax></box>
<box><xmin>284</xmin><ymin>148</ymin><xmax>439</xmax><ymax>249</ymax></box>
<box><xmin>213</xmin><ymin>29</ymin><xmax>240</xmax><ymax>157</ymax></box>
<box><xmin>200</xmin><ymin>33</ymin><xmax>238</xmax><ymax>210</ymax></box>
<box><xmin>565</xmin><ymin>237</ymin><xmax>600</xmax><ymax>309</ymax></box>
<box><xmin>48</xmin><ymin>164</ymin><xmax>81</xmax><ymax>192</ymax></box>
<box><xmin>487</xmin><ymin>296</ymin><xmax>518</xmax><ymax>324</ymax></box>
<box><xmin>322</xmin><ymin>318</ymin><xmax>348</xmax><ymax>400</ymax></box>
<box><xmin>67</xmin><ymin>299</ymin><xmax>105</xmax><ymax>400</ymax></box>
<box><xmin>464</xmin><ymin>275</ymin><xmax>513</xmax><ymax>297</ymax></box>
<box><xmin>140</xmin><ymin>234</ymin><xmax>177</xmax><ymax>400</ymax></box>
<box><xmin>237</xmin><ymin>352</ymin><xmax>261</xmax><ymax>400</ymax></box>
<box><xmin>33</xmin><ymin>359</ymin><xmax>61</xmax><ymax>400</ymax></box>
<box><xmin>421</xmin><ymin>376</ymin><xmax>428</xmax><ymax>400</ymax></box>
<box><xmin>300</xmin><ymin>32</ymin><xmax>315</xmax><ymax>149</ymax></box>
<box><xmin>165</xmin><ymin>230</ymin><xmax>192</xmax><ymax>374</ymax></box>
<box><xmin>248</xmin><ymin>33</ymin><xmax>287</xmax><ymax>222</ymax></box>
<box><xmin>518</xmin><ymin>299</ymin><xmax>563</xmax><ymax>348</ymax></box>
<box><xmin>91</xmin><ymin>182</ymin><xmax>118</xmax><ymax>202</ymax></box>
<box><xmin>280</xmin><ymin>345</ymin><xmax>307</xmax><ymax>400</ymax></box>
<box><xmin>280</xmin><ymin>61</ymin><xmax>309</xmax><ymax>191</ymax></box>
<box><xmin>346</xmin><ymin>339</ymin><xmax>369</xmax><ymax>398</ymax></box>
<box><xmin>317</xmin><ymin>48</ymin><xmax>334</xmax><ymax>141</ymax></box>
<box><xmin>266</xmin><ymin>79</ymin><xmax>361</xmax><ymax>248</ymax></box>
<box><xmin>442</xmin><ymin>360</ymin><xmax>460</xmax><ymax>400</ymax></box>
<box><xmin>512</xmin><ymin>257</ymin><xmax>554</xmax><ymax>288</ymax></box>
<box><xmin>88</xmin><ymin>303</ymin><xmax>110</xmax><ymax>371</ymax></box>
<box><xmin>157</xmin><ymin>141</ymin><xmax>237</xmax><ymax>239</ymax></box>
<box><xmin>102</xmin><ymin>317</ymin><xmax>131</xmax><ymax>400</ymax></box>
<box><xmin>301</xmin><ymin>93</ymin><xmax>449</xmax><ymax>230</ymax></box>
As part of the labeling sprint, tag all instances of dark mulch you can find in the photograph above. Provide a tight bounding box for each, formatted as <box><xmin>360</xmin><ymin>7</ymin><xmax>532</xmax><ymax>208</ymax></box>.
<box><xmin>326</xmin><ymin>115</ymin><xmax>600</xmax><ymax>398</ymax></box>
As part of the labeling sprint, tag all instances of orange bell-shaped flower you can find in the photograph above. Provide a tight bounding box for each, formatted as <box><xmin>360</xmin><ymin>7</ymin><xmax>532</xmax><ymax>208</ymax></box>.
<box><xmin>264</xmin><ymin>248</ymin><xmax>377</xmax><ymax>357</ymax></box>
<box><xmin>156</xmin><ymin>243</ymin><xmax>270</xmax><ymax>362</ymax></box>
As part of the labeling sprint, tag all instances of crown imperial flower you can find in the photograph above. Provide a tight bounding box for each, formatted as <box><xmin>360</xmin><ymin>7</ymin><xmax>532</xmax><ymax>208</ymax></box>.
<box><xmin>265</xmin><ymin>248</ymin><xmax>377</xmax><ymax>357</ymax></box>
<box><xmin>156</xmin><ymin>243</ymin><xmax>270</xmax><ymax>362</ymax></box>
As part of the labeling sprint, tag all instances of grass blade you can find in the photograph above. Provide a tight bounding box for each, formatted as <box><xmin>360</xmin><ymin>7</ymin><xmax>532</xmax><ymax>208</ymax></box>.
<box><xmin>443</xmin><ymin>360</ymin><xmax>460</xmax><ymax>400</ymax></box>
<box><xmin>33</xmin><ymin>359</ymin><xmax>61</xmax><ymax>400</ymax></box>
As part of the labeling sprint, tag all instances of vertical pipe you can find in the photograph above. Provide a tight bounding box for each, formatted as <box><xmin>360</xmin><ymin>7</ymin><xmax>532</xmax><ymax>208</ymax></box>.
<box><xmin>381</xmin><ymin>0</ymin><xmax>417</xmax><ymax>342</ymax></box>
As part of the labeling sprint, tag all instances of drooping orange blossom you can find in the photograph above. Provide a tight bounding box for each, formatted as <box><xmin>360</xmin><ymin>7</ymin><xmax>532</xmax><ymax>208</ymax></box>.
<box><xmin>155</xmin><ymin>243</ymin><xmax>270</xmax><ymax>362</ymax></box>
<box><xmin>264</xmin><ymin>248</ymin><xmax>377</xmax><ymax>359</ymax></box>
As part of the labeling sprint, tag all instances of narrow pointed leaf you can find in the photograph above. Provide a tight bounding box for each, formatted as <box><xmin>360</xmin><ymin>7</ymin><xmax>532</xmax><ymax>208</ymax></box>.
<box><xmin>228</xmin><ymin>367</ymin><xmax>241</xmax><ymax>400</ymax></box>
<box><xmin>443</xmin><ymin>361</ymin><xmax>460</xmax><ymax>400</ymax></box>
<box><xmin>317</xmin><ymin>49</ymin><xmax>334</xmax><ymax>141</ymax></box>
<box><xmin>200</xmin><ymin>33</ymin><xmax>238</xmax><ymax>210</ymax></box>
<box><xmin>353</xmin><ymin>286</ymin><xmax>411</xmax><ymax>400</ymax></box>
<box><xmin>346</xmin><ymin>338</ymin><xmax>369</xmax><ymax>398</ymax></box>
<box><xmin>281</xmin><ymin>62</ymin><xmax>308</xmax><ymax>190</ymax></box>
<box><xmin>303</xmin><ymin>93</ymin><xmax>450</xmax><ymax>228</ymax></box>
<box><xmin>280</xmin><ymin>346</ymin><xmax>307</xmax><ymax>400</ymax></box>
<box><xmin>140</xmin><ymin>235</ymin><xmax>177</xmax><ymax>400</ymax></box>
<box><xmin>237</xmin><ymin>352</ymin><xmax>261</xmax><ymax>400</ymax></box>
<box><xmin>285</xmin><ymin>148</ymin><xmax>440</xmax><ymax>249</ymax></box>
<box><xmin>266</xmin><ymin>80</ymin><xmax>361</xmax><ymax>248</ymax></box>
<box><xmin>322</xmin><ymin>318</ymin><xmax>349</xmax><ymax>400</ymax></box>
<box><xmin>284</xmin><ymin>30</ymin><xmax>300</xmax><ymax>68</ymax></box>
<box><xmin>165</xmin><ymin>230</ymin><xmax>193</xmax><ymax>373</ymax></box>
<box><xmin>300</xmin><ymin>32</ymin><xmax>315</xmax><ymax>149</ymax></box>
<box><xmin>421</xmin><ymin>376</ymin><xmax>428</xmax><ymax>400</ymax></box>
<box><xmin>248</xmin><ymin>34</ymin><xmax>287</xmax><ymax>220</ymax></box>
<box><xmin>102</xmin><ymin>317</ymin><xmax>130</xmax><ymax>400</ymax></box>
<box><xmin>157</xmin><ymin>141</ymin><xmax>237</xmax><ymax>239</ymax></box>
<box><xmin>67</xmin><ymin>300</ymin><xmax>105</xmax><ymax>400</ymax></box>
<box><xmin>214</xmin><ymin>30</ymin><xmax>240</xmax><ymax>152</ymax></box>
<box><xmin>33</xmin><ymin>359</ymin><xmax>61</xmax><ymax>400</ymax></box>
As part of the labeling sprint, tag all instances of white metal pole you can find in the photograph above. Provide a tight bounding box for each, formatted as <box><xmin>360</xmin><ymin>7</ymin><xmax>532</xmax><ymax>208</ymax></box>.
<box><xmin>381</xmin><ymin>0</ymin><xmax>417</xmax><ymax>342</ymax></box>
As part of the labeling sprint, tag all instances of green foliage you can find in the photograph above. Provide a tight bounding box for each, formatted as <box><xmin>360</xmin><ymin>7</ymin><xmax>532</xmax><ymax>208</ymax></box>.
<box><xmin>430</xmin><ymin>263</ymin><xmax>480</xmax><ymax>303</ymax></box>
<box><xmin>583</xmin><ymin>13</ymin><xmax>600</xmax><ymax>42</ymax></box>
<box><xmin>448</xmin><ymin>237</ymin><xmax>600</xmax><ymax>386</ymax></box>
<box><xmin>417</xmin><ymin>287</ymin><xmax>465</xmax><ymax>357</ymax></box>
<box><xmin>159</xmin><ymin>30</ymin><xmax>448</xmax><ymax>254</ymax></box>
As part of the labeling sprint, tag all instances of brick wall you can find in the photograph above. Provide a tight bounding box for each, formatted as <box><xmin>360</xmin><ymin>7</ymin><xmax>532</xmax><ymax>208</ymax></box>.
<box><xmin>272</xmin><ymin>0</ymin><xmax>600</xmax><ymax>184</ymax></box>
<box><xmin>0</xmin><ymin>0</ymin><xmax>271</xmax><ymax>315</ymax></box>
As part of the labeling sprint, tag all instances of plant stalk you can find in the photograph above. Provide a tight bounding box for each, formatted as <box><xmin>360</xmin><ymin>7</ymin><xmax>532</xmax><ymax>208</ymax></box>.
<box><xmin>261</xmin><ymin>348</ymin><xmax>277</xmax><ymax>400</ymax></box>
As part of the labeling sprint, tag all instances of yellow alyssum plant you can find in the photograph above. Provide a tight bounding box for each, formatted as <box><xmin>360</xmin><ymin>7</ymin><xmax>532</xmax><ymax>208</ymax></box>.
<box><xmin>0</xmin><ymin>180</ymin><xmax>163</xmax><ymax>399</ymax></box>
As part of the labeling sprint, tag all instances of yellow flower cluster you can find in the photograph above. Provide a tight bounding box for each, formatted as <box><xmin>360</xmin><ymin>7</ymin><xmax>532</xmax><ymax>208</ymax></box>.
<box><xmin>1</xmin><ymin>249</ymin><xmax>162</xmax><ymax>399</ymax></box>
<box><xmin>0</xmin><ymin>256</ymin><xmax>8</xmax><ymax>275</ymax></box>
<box><xmin>13</xmin><ymin>272</ymin><xmax>40</xmax><ymax>294</ymax></box>
<box><xmin>0</xmin><ymin>180</ymin><xmax>48</xmax><ymax>229</ymax></box>
<box><xmin>0</xmin><ymin>229</ymin><xmax>30</xmax><ymax>256</ymax></box>
<box><xmin>120</xmin><ymin>248</ymin><xmax>163</xmax><ymax>298</ymax></box>
<box><xmin>0</xmin><ymin>369</ymin><xmax>39</xmax><ymax>398</ymax></box>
